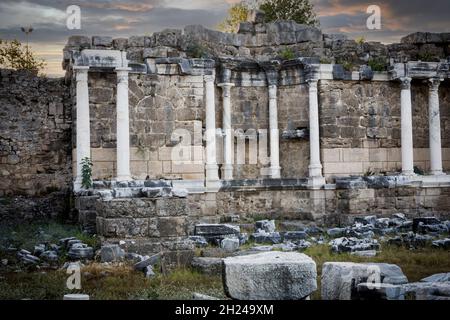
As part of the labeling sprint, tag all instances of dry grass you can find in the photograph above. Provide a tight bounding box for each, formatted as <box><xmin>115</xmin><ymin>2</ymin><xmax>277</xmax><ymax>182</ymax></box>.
<box><xmin>304</xmin><ymin>244</ymin><xmax>450</xmax><ymax>299</ymax></box>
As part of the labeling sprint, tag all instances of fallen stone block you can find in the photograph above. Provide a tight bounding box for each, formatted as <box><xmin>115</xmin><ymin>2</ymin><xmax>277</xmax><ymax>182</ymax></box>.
<box><xmin>255</xmin><ymin>220</ymin><xmax>276</xmax><ymax>233</ymax></box>
<box><xmin>251</xmin><ymin>231</ymin><xmax>282</xmax><ymax>244</ymax></box>
<box><xmin>41</xmin><ymin>250</ymin><xmax>59</xmax><ymax>262</ymax></box>
<box><xmin>145</xmin><ymin>265</ymin><xmax>156</xmax><ymax>278</ymax></box>
<box><xmin>221</xmin><ymin>237</ymin><xmax>240</xmax><ymax>252</ymax></box>
<box><xmin>356</xmin><ymin>283</ymin><xmax>405</xmax><ymax>300</ymax></box>
<box><xmin>194</xmin><ymin>224</ymin><xmax>240</xmax><ymax>243</ymax></box>
<box><xmin>283</xmin><ymin>231</ymin><xmax>307</xmax><ymax>241</ymax></box>
<box><xmin>421</xmin><ymin>272</ymin><xmax>450</xmax><ymax>283</ymax></box>
<box><xmin>351</xmin><ymin>250</ymin><xmax>378</xmax><ymax>257</ymax></box>
<box><xmin>321</xmin><ymin>262</ymin><xmax>408</xmax><ymax>300</ymax></box>
<box><xmin>223</xmin><ymin>251</ymin><xmax>317</xmax><ymax>300</ymax></box>
<box><xmin>403</xmin><ymin>282</ymin><xmax>450</xmax><ymax>300</ymax></box>
<box><xmin>100</xmin><ymin>244</ymin><xmax>125</xmax><ymax>262</ymax></box>
<box><xmin>413</xmin><ymin>217</ymin><xmax>441</xmax><ymax>233</ymax></box>
<box><xmin>188</xmin><ymin>236</ymin><xmax>208</xmax><ymax>248</ymax></box>
<box><xmin>191</xmin><ymin>257</ymin><xmax>223</xmax><ymax>275</ymax></box>
<box><xmin>67</xmin><ymin>243</ymin><xmax>94</xmax><ymax>260</ymax></box>
<box><xmin>432</xmin><ymin>238</ymin><xmax>450</xmax><ymax>249</ymax></box>
<box><xmin>134</xmin><ymin>253</ymin><xmax>161</xmax><ymax>271</ymax></box>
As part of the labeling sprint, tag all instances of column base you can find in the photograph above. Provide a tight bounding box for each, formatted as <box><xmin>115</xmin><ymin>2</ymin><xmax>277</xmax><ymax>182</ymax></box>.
<box><xmin>430</xmin><ymin>170</ymin><xmax>445</xmax><ymax>176</ymax></box>
<box><xmin>73</xmin><ymin>178</ymin><xmax>82</xmax><ymax>192</ymax></box>
<box><xmin>270</xmin><ymin>166</ymin><xmax>281</xmax><ymax>179</ymax></box>
<box><xmin>205</xmin><ymin>179</ymin><xmax>221</xmax><ymax>193</ymax></box>
<box><xmin>309</xmin><ymin>163</ymin><xmax>323</xmax><ymax>178</ymax></box>
<box><xmin>308</xmin><ymin>176</ymin><xmax>326</xmax><ymax>190</ymax></box>
<box><xmin>401</xmin><ymin>170</ymin><xmax>416</xmax><ymax>177</ymax></box>
<box><xmin>205</xmin><ymin>163</ymin><xmax>219</xmax><ymax>181</ymax></box>
<box><xmin>221</xmin><ymin>164</ymin><xmax>233</xmax><ymax>180</ymax></box>
<box><xmin>115</xmin><ymin>175</ymin><xmax>132</xmax><ymax>182</ymax></box>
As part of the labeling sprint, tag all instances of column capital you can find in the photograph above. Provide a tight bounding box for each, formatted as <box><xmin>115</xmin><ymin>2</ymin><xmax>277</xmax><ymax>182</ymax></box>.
<box><xmin>399</xmin><ymin>77</ymin><xmax>412</xmax><ymax>90</ymax></box>
<box><xmin>268</xmin><ymin>84</ymin><xmax>277</xmax><ymax>99</ymax></box>
<box><xmin>428</xmin><ymin>77</ymin><xmax>443</xmax><ymax>92</ymax></box>
<box><xmin>74</xmin><ymin>66</ymin><xmax>89</xmax><ymax>82</ymax></box>
<box><xmin>306</xmin><ymin>78</ymin><xmax>318</xmax><ymax>88</ymax></box>
<box><xmin>204</xmin><ymin>74</ymin><xmax>215</xmax><ymax>83</ymax></box>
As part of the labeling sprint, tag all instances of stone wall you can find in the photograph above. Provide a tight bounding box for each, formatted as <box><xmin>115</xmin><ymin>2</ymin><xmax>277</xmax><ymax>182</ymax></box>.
<box><xmin>63</xmin><ymin>25</ymin><xmax>450</xmax><ymax>72</ymax></box>
<box><xmin>84</xmin><ymin>181</ymin><xmax>450</xmax><ymax>254</ymax></box>
<box><xmin>319</xmin><ymin>80</ymin><xmax>450</xmax><ymax>178</ymax></box>
<box><xmin>0</xmin><ymin>69</ymin><xmax>72</xmax><ymax>197</ymax></box>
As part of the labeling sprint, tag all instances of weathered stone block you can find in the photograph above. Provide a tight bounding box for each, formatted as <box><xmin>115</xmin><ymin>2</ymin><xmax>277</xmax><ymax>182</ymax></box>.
<box><xmin>223</xmin><ymin>252</ymin><xmax>317</xmax><ymax>300</ymax></box>
<box><xmin>322</xmin><ymin>262</ymin><xmax>408</xmax><ymax>300</ymax></box>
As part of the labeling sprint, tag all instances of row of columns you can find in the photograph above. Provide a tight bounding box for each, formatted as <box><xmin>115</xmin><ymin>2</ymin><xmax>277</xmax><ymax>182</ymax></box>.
<box><xmin>400</xmin><ymin>77</ymin><xmax>444</xmax><ymax>176</ymax></box>
<box><xmin>76</xmin><ymin>65</ymin><xmax>446</xmax><ymax>189</ymax></box>
<box><xmin>210</xmin><ymin>68</ymin><xmax>324</xmax><ymax>188</ymax></box>
<box><xmin>74</xmin><ymin>66</ymin><xmax>132</xmax><ymax>188</ymax></box>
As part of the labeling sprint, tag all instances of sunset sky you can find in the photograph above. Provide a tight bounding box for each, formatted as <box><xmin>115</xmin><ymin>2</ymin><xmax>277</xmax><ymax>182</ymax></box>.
<box><xmin>0</xmin><ymin>0</ymin><xmax>448</xmax><ymax>77</ymax></box>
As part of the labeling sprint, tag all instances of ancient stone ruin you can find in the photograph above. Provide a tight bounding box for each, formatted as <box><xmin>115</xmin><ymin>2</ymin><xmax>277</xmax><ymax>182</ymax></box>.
<box><xmin>1</xmin><ymin>11</ymin><xmax>450</xmax><ymax>300</ymax></box>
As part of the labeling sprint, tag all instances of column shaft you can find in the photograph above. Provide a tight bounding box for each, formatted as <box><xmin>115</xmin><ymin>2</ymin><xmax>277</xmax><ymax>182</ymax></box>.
<box><xmin>204</xmin><ymin>74</ymin><xmax>219</xmax><ymax>182</ymax></box>
<box><xmin>219</xmin><ymin>82</ymin><xmax>234</xmax><ymax>180</ymax></box>
<box><xmin>400</xmin><ymin>77</ymin><xmax>415</xmax><ymax>176</ymax></box>
<box><xmin>116</xmin><ymin>68</ymin><xmax>132</xmax><ymax>181</ymax></box>
<box><xmin>428</xmin><ymin>78</ymin><xmax>444</xmax><ymax>175</ymax></box>
<box><xmin>74</xmin><ymin>66</ymin><xmax>90</xmax><ymax>188</ymax></box>
<box><xmin>268</xmin><ymin>85</ymin><xmax>281</xmax><ymax>178</ymax></box>
<box><xmin>307</xmin><ymin>79</ymin><xmax>325</xmax><ymax>189</ymax></box>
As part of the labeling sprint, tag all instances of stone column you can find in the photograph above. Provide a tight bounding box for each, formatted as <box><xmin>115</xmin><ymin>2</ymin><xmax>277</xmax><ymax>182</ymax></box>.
<box><xmin>400</xmin><ymin>77</ymin><xmax>415</xmax><ymax>176</ymax></box>
<box><xmin>428</xmin><ymin>77</ymin><xmax>444</xmax><ymax>175</ymax></box>
<box><xmin>115</xmin><ymin>67</ymin><xmax>132</xmax><ymax>181</ymax></box>
<box><xmin>268</xmin><ymin>84</ymin><xmax>281</xmax><ymax>178</ymax></box>
<box><xmin>204</xmin><ymin>74</ymin><xmax>220</xmax><ymax>186</ymax></box>
<box><xmin>218</xmin><ymin>69</ymin><xmax>235</xmax><ymax>180</ymax></box>
<box><xmin>307</xmin><ymin>79</ymin><xmax>325</xmax><ymax>189</ymax></box>
<box><xmin>74</xmin><ymin>66</ymin><xmax>90</xmax><ymax>189</ymax></box>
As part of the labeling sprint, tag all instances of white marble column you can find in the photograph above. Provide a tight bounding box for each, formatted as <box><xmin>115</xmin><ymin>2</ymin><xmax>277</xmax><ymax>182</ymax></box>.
<box><xmin>428</xmin><ymin>77</ymin><xmax>444</xmax><ymax>175</ymax></box>
<box><xmin>400</xmin><ymin>77</ymin><xmax>415</xmax><ymax>176</ymax></box>
<box><xmin>218</xmin><ymin>71</ymin><xmax>235</xmax><ymax>180</ymax></box>
<box><xmin>204</xmin><ymin>74</ymin><xmax>220</xmax><ymax>185</ymax></box>
<box><xmin>115</xmin><ymin>67</ymin><xmax>132</xmax><ymax>181</ymax></box>
<box><xmin>307</xmin><ymin>79</ymin><xmax>325</xmax><ymax>189</ymax></box>
<box><xmin>74</xmin><ymin>66</ymin><xmax>90</xmax><ymax>189</ymax></box>
<box><xmin>268</xmin><ymin>84</ymin><xmax>281</xmax><ymax>178</ymax></box>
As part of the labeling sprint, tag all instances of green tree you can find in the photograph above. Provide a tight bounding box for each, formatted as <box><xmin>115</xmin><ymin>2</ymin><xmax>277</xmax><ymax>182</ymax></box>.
<box><xmin>260</xmin><ymin>0</ymin><xmax>319</xmax><ymax>26</ymax></box>
<box><xmin>217</xmin><ymin>3</ymin><xmax>250</xmax><ymax>33</ymax></box>
<box><xmin>0</xmin><ymin>39</ymin><xmax>46</xmax><ymax>74</ymax></box>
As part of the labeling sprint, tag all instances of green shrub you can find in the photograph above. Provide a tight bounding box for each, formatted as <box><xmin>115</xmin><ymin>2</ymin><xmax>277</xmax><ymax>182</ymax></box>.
<box><xmin>279</xmin><ymin>47</ymin><xmax>296</xmax><ymax>60</ymax></box>
<box><xmin>186</xmin><ymin>43</ymin><xmax>207</xmax><ymax>59</ymax></box>
<box><xmin>81</xmin><ymin>157</ymin><xmax>93</xmax><ymax>189</ymax></box>
<box><xmin>368</xmin><ymin>57</ymin><xmax>387</xmax><ymax>72</ymax></box>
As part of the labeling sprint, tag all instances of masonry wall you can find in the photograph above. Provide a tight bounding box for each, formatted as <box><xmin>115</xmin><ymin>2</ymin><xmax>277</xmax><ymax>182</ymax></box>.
<box><xmin>319</xmin><ymin>80</ymin><xmax>450</xmax><ymax>179</ymax></box>
<box><xmin>0</xmin><ymin>69</ymin><xmax>72</xmax><ymax>197</ymax></box>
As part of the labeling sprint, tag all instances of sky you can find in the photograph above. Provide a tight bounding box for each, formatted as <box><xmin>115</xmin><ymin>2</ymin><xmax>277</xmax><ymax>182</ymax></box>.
<box><xmin>0</xmin><ymin>0</ymin><xmax>449</xmax><ymax>77</ymax></box>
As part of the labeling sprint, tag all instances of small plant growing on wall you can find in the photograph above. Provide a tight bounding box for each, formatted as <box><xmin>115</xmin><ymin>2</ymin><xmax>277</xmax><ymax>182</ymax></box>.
<box><xmin>368</xmin><ymin>57</ymin><xmax>387</xmax><ymax>72</ymax></box>
<box><xmin>279</xmin><ymin>47</ymin><xmax>296</xmax><ymax>60</ymax></box>
<box><xmin>81</xmin><ymin>157</ymin><xmax>93</xmax><ymax>189</ymax></box>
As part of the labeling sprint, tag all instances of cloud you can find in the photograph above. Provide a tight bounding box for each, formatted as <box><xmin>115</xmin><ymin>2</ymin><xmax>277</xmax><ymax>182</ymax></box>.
<box><xmin>0</xmin><ymin>0</ymin><xmax>449</xmax><ymax>76</ymax></box>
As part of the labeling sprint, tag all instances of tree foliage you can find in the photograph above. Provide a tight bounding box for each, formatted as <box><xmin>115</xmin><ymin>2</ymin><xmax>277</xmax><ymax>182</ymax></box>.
<box><xmin>0</xmin><ymin>39</ymin><xmax>46</xmax><ymax>74</ymax></box>
<box><xmin>217</xmin><ymin>3</ymin><xmax>250</xmax><ymax>33</ymax></box>
<box><xmin>260</xmin><ymin>0</ymin><xmax>319</xmax><ymax>26</ymax></box>
<box><xmin>218</xmin><ymin>0</ymin><xmax>319</xmax><ymax>33</ymax></box>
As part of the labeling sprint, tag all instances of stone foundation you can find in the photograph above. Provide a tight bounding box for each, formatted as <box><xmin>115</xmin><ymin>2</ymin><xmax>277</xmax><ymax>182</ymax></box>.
<box><xmin>75</xmin><ymin>178</ymin><xmax>450</xmax><ymax>255</ymax></box>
